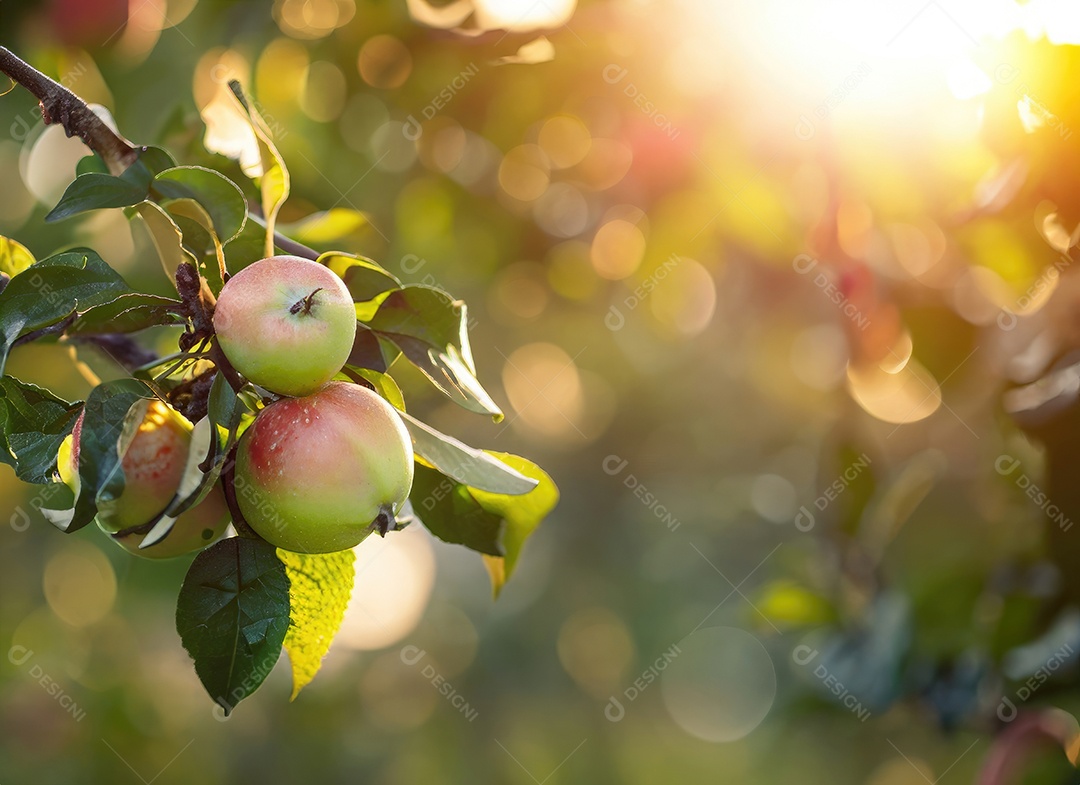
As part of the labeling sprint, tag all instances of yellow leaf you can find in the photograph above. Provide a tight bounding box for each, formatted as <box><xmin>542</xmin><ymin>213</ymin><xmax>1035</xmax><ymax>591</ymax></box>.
<box><xmin>279</xmin><ymin>208</ymin><xmax>369</xmax><ymax>246</ymax></box>
<box><xmin>476</xmin><ymin>452</ymin><xmax>559</xmax><ymax>598</ymax></box>
<box><xmin>278</xmin><ymin>548</ymin><xmax>356</xmax><ymax>700</ymax></box>
<box><xmin>227</xmin><ymin>81</ymin><xmax>290</xmax><ymax>258</ymax></box>
<box><xmin>754</xmin><ymin>580</ymin><xmax>834</xmax><ymax>629</ymax></box>
<box><xmin>0</xmin><ymin>235</ymin><xmax>35</xmax><ymax>278</ymax></box>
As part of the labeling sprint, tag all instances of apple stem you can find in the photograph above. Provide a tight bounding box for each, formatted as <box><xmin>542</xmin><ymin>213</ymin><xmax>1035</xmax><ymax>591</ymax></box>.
<box><xmin>372</xmin><ymin>504</ymin><xmax>397</xmax><ymax>537</ymax></box>
<box><xmin>290</xmin><ymin>288</ymin><xmax>324</xmax><ymax>316</ymax></box>
<box><xmin>209</xmin><ymin>343</ymin><xmax>245</xmax><ymax>393</ymax></box>
<box><xmin>222</xmin><ymin>447</ymin><xmax>262</xmax><ymax>540</ymax></box>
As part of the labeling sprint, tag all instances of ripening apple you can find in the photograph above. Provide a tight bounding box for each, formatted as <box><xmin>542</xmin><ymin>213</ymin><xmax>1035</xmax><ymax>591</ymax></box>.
<box><xmin>213</xmin><ymin>255</ymin><xmax>357</xmax><ymax>397</ymax></box>
<box><xmin>234</xmin><ymin>381</ymin><xmax>414</xmax><ymax>554</ymax></box>
<box><xmin>104</xmin><ymin>496</ymin><xmax>229</xmax><ymax>558</ymax></box>
<box><xmin>58</xmin><ymin>401</ymin><xmax>231</xmax><ymax>559</ymax></box>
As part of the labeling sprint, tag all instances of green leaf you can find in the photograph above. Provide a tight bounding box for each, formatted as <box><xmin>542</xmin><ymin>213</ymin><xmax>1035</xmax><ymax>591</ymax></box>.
<box><xmin>70</xmin><ymin>379</ymin><xmax>156</xmax><ymax>533</ymax></box>
<box><xmin>0</xmin><ymin>236</ymin><xmax>34</xmax><ymax>278</ymax></box>
<box><xmin>398</xmin><ymin>410</ymin><xmax>537</xmax><ymax>495</ymax></box>
<box><xmin>224</xmin><ymin>216</ymin><xmax>270</xmax><ymax>271</ymax></box>
<box><xmin>147</xmin><ymin>375</ymin><xmax>247</xmax><ymax>544</ymax></box>
<box><xmin>279</xmin><ymin>208</ymin><xmax>369</xmax><ymax>247</ymax></box>
<box><xmin>168</xmin><ymin>205</ymin><xmax>216</xmax><ymax>257</ymax></box>
<box><xmin>411</xmin><ymin>463</ymin><xmax>504</xmax><ymax>555</ymax></box>
<box><xmin>67</xmin><ymin>293</ymin><xmax>183</xmax><ymax>335</ymax></box>
<box><xmin>340</xmin><ymin>367</ymin><xmax>406</xmax><ymax>411</ymax></box>
<box><xmin>165</xmin><ymin>373</ymin><xmax>247</xmax><ymax>522</ymax></box>
<box><xmin>208</xmin><ymin>371</ymin><xmax>245</xmax><ymax>449</ymax></box>
<box><xmin>320</xmin><ymin>252</ymin><xmax>402</xmax><ymax>320</ymax></box>
<box><xmin>364</xmin><ymin>286</ymin><xmax>503</xmax><ymax>420</ymax></box>
<box><xmin>129</xmin><ymin>201</ymin><xmax>196</xmax><ymax>282</ymax></box>
<box><xmin>228</xmin><ymin>80</ymin><xmax>290</xmax><ymax>258</ymax></box>
<box><xmin>176</xmin><ymin>537</ymin><xmax>290</xmax><ymax>714</ymax></box>
<box><xmin>133</xmin><ymin>146</ymin><xmax>178</xmax><ymax>176</ymax></box>
<box><xmin>0</xmin><ymin>249</ymin><xmax>143</xmax><ymax>375</ymax></box>
<box><xmin>476</xmin><ymin>454</ymin><xmax>558</xmax><ymax>597</ymax></box>
<box><xmin>410</xmin><ymin>452</ymin><xmax>558</xmax><ymax>596</ymax></box>
<box><xmin>76</xmin><ymin>154</ymin><xmax>109</xmax><ymax>176</ymax></box>
<box><xmin>46</xmin><ymin>146</ymin><xmax>175</xmax><ymax>223</ymax></box>
<box><xmin>164</xmin><ymin>199</ymin><xmax>226</xmax><ymax>294</ymax></box>
<box><xmin>0</xmin><ymin>376</ymin><xmax>80</xmax><ymax>485</ymax></box>
<box><xmin>46</xmin><ymin>173</ymin><xmax>147</xmax><ymax>222</ymax></box>
<box><xmin>346</xmin><ymin>329</ymin><xmax>397</xmax><ymax>374</ymax></box>
<box><xmin>139</xmin><ymin>416</ymin><xmax>216</xmax><ymax>548</ymax></box>
<box><xmin>278</xmin><ymin>549</ymin><xmax>356</xmax><ymax>700</ymax></box>
<box><xmin>153</xmin><ymin>166</ymin><xmax>248</xmax><ymax>243</ymax></box>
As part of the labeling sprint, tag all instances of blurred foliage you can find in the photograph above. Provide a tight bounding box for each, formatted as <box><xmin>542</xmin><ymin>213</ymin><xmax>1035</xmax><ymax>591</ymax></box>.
<box><xmin>5</xmin><ymin>0</ymin><xmax>1080</xmax><ymax>782</ymax></box>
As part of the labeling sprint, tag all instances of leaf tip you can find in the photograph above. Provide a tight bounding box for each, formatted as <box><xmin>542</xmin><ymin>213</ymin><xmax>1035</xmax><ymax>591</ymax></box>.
<box><xmin>483</xmin><ymin>554</ymin><xmax>506</xmax><ymax>599</ymax></box>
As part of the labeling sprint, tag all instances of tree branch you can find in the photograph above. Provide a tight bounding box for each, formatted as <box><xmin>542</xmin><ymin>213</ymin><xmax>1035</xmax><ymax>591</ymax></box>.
<box><xmin>0</xmin><ymin>46</ymin><xmax>138</xmax><ymax>176</ymax></box>
<box><xmin>246</xmin><ymin>210</ymin><xmax>319</xmax><ymax>261</ymax></box>
<box><xmin>72</xmin><ymin>334</ymin><xmax>161</xmax><ymax>372</ymax></box>
<box><xmin>12</xmin><ymin>312</ymin><xmax>77</xmax><ymax>348</ymax></box>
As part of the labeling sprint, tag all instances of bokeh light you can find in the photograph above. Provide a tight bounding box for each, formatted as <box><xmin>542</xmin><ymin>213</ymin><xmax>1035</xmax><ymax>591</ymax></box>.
<box><xmin>274</xmin><ymin>0</ymin><xmax>356</xmax><ymax>40</ymax></box>
<box><xmin>472</xmin><ymin>0</ymin><xmax>577</xmax><ymax>31</ymax></box>
<box><xmin>660</xmin><ymin>627</ymin><xmax>777</xmax><ymax>743</ymax></box>
<box><xmin>336</xmin><ymin>524</ymin><xmax>436</xmax><ymax>651</ymax></box>
<box><xmin>357</xmin><ymin>35</ymin><xmax>413</xmax><ymax>90</ymax></box>
<box><xmin>556</xmin><ymin>607</ymin><xmax>635</xmax><ymax>699</ymax></box>
<box><xmin>42</xmin><ymin>541</ymin><xmax>117</xmax><ymax>628</ymax></box>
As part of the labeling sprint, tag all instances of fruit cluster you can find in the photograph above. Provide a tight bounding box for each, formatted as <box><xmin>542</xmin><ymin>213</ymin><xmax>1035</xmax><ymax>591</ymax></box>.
<box><xmin>62</xmin><ymin>255</ymin><xmax>414</xmax><ymax>558</ymax></box>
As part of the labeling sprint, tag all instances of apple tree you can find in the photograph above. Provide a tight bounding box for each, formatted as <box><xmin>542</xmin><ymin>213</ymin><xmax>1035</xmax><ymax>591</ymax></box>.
<box><xmin>0</xmin><ymin>46</ymin><xmax>558</xmax><ymax>715</ymax></box>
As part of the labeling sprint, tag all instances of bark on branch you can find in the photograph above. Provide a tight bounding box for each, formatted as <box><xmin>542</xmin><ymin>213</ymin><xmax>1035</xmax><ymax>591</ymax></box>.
<box><xmin>0</xmin><ymin>46</ymin><xmax>138</xmax><ymax>175</ymax></box>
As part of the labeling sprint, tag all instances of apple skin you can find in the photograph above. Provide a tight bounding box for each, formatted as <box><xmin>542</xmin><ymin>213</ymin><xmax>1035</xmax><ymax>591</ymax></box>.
<box><xmin>110</xmin><ymin>486</ymin><xmax>231</xmax><ymax>560</ymax></box>
<box><xmin>97</xmin><ymin>401</ymin><xmax>190</xmax><ymax>533</ymax></box>
<box><xmin>234</xmin><ymin>381</ymin><xmax>414</xmax><ymax>554</ymax></box>
<box><xmin>58</xmin><ymin>402</ymin><xmax>230</xmax><ymax>559</ymax></box>
<box><xmin>213</xmin><ymin>255</ymin><xmax>357</xmax><ymax>397</ymax></box>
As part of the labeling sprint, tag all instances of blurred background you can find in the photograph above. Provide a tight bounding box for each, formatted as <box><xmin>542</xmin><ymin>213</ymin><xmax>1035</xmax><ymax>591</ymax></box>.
<box><xmin>4</xmin><ymin>0</ymin><xmax>1080</xmax><ymax>782</ymax></box>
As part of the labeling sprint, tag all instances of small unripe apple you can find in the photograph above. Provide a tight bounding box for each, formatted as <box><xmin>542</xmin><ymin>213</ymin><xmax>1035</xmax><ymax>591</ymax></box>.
<box><xmin>213</xmin><ymin>255</ymin><xmax>357</xmax><ymax>397</ymax></box>
<box><xmin>58</xmin><ymin>402</ymin><xmax>230</xmax><ymax>558</ymax></box>
<box><xmin>234</xmin><ymin>381</ymin><xmax>414</xmax><ymax>554</ymax></box>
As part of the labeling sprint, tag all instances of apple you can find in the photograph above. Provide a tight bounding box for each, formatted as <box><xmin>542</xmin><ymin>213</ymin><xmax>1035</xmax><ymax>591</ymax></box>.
<box><xmin>110</xmin><ymin>487</ymin><xmax>231</xmax><ymax>560</ymax></box>
<box><xmin>234</xmin><ymin>381</ymin><xmax>414</xmax><ymax>554</ymax></box>
<box><xmin>58</xmin><ymin>401</ymin><xmax>231</xmax><ymax>559</ymax></box>
<box><xmin>213</xmin><ymin>255</ymin><xmax>357</xmax><ymax>397</ymax></box>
